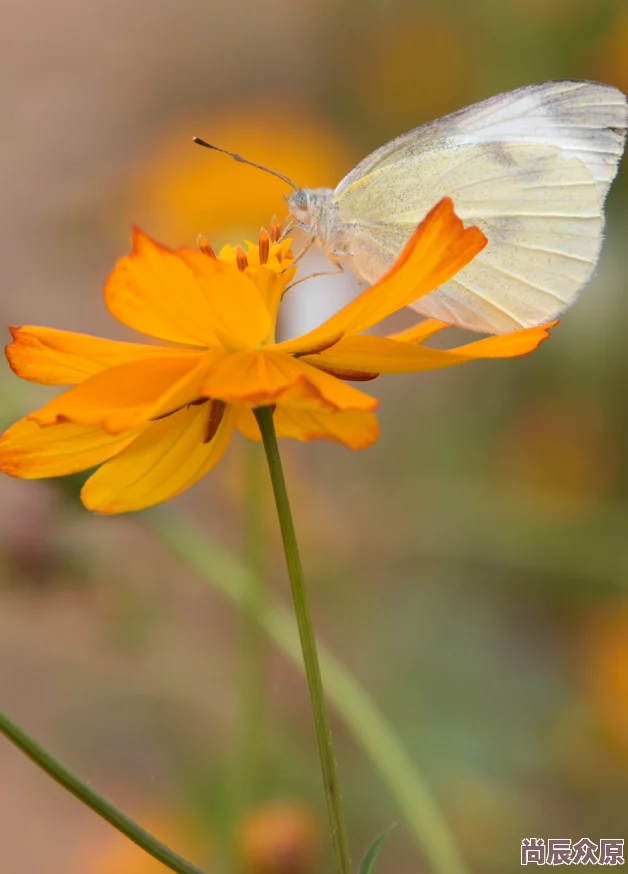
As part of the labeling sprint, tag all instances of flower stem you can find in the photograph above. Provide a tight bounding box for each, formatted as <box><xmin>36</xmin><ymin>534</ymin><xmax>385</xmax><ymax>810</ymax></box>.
<box><xmin>237</xmin><ymin>439</ymin><xmax>269</xmax><ymax>801</ymax></box>
<box><xmin>253</xmin><ymin>406</ymin><xmax>352</xmax><ymax>874</ymax></box>
<box><xmin>154</xmin><ymin>514</ymin><xmax>470</xmax><ymax>874</ymax></box>
<box><xmin>0</xmin><ymin>707</ymin><xmax>206</xmax><ymax>874</ymax></box>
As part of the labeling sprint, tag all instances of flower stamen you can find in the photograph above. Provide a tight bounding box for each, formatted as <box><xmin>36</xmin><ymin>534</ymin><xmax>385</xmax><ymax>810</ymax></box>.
<box><xmin>197</xmin><ymin>234</ymin><xmax>217</xmax><ymax>258</ymax></box>
<box><xmin>313</xmin><ymin>365</ymin><xmax>380</xmax><ymax>382</ymax></box>
<box><xmin>258</xmin><ymin>229</ymin><xmax>270</xmax><ymax>266</ymax></box>
<box><xmin>270</xmin><ymin>218</ymin><xmax>282</xmax><ymax>244</ymax></box>
<box><xmin>204</xmin><ymin>400</ymin><xmax>227</xmax><ymax>443</ymax></box>
<box><xmin>236</xmin><ymin>246</ymin><xmax>249</xmax><ymax>272</ymax></box>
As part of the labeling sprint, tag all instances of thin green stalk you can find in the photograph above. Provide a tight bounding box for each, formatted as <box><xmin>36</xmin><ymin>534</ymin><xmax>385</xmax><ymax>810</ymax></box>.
<box><xmin>152</xmin><ymin>515</ymin><xmax>470</xmax><ymax>874</ymax></box>
<box><xmin>237</xmin><ymin>439</ymin><xmax>269</xmax><ymax>801</ymax></box>
<box><xmin>253</xmin><ymin>405</ymin><xmax>353</xmax><ymax>874</ymax></box>
<box><xmin>0</xmin><ymin>708</ymin><xmax>206</xmax><ymax>874</ymax></box>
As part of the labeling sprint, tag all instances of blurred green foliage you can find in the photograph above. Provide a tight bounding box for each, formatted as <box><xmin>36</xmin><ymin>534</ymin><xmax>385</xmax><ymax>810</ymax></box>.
<box><xmin>1</xmin><ymin>0</ymin><xmax>628</xmax><ymax>872</ymax></box>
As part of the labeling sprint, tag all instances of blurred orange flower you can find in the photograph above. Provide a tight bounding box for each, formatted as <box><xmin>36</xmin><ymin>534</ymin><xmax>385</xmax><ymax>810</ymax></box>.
<box><xmin>495</xmin><ymin>400</ymin><xmax>617</xmax><ymax>518</ymax></box>
<box><xmin>237</xmin><ymin>800</ymin><xmax>320</xmax><ymax>874</ymax></box>
<box><xmin>130</xmin><ymin>104</ymin><xmax>355</xmax><ymax>245</ymax></box>
<box><xmin>0</xmin><ymin>199</ymin><xmax>554</xmax><ymax>514</ymax></box>
<box><xmin>582</xmin><ymin>601</ymin><xmax>628</xmax><ymax>762</ymax></box>
<box><xmin>81</xmin><ymin>812</ymin><xmax>206</xmax><ymax>874</ymax></box>
<box><xmin>593</xmin><ymin>7</ymin><xmax>628</xmax><ymax>95</ymax></box>
<box><xmin>511</xmin><ymin>0</ymin><xmax>594</xmax><ymax>26</ymax></box>
<box><xmin>343</xmin><ymin>14</ymin><xmax>474</xmax><ymax>131</ymax></box>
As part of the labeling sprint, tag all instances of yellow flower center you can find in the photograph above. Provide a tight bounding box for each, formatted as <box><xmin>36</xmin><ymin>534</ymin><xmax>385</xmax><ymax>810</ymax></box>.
<box><xmin>214</xmin><ymin>220</ymin><xmax>297</xmax><ymax>347</ymax></box>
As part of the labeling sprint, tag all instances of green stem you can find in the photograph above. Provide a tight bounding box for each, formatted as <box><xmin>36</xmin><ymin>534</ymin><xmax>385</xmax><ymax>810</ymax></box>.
<box><xmin>152</xmin><ymin>516</ymin><xmax>470</xmax><ymax>874</ymax></box>
<box><xmin>253</xmin><ymin>405</ymin><xmax>353</xmax><ymax>874</ymax></box>
<box><xmin>224</xmin><ymin>442</ymin><xmax>269</xmax><ymax>873</ymax></box>
<box><xmin>0</xmin><ymin>708</ymin><xmax>206</xmax><ymax>874</ymax></box>
<box><xmin>237</xmin><ymin>439</ymin><xmax>268</xmax><ymax>801</ymax></box>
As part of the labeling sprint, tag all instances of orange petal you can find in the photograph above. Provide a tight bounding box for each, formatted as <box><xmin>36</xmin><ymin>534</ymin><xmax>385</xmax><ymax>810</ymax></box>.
<box><xmin>387</xmin><ymin>318</ymin><xmax>451</xmax><ymax>345</ymax></box>
<box><xmin>449</xmin><ymin>321</ymin><xmax>559</xmax><ymax>359</ymax></box>
<box><xmin>274</xmin><ymin>407</ymin><xmax>379</xmax><ymax>449</ymax></box>
<box><xmin>233</xmin><ymin>404</ymin><xmax>379</xmax><ymax>449</ymax></box>
<box><xmin>247</xmin><ymin>266</ymin><xmax>293</xmax><ymax>330</ymax></box>
<box><xmin>6</xmin><ymin>325</ymin><xmax>191</xmax><ymax>386</ymax></box>
<box><xmin>202</xmin><ymin>349</ymin><xmax>377</xmax><ymax>411</ymax></box>
<box><xmin>81</xmin><ymin>402</ymin><xmax>234</xmax><ymax>514</ymax></box>
<box><xmin>28</xmin><ymin>352</ymin><xmax>215</xmax><ymax>434</ymax></box>
<box><xmin>233</xmin><ymin>405</ymin><xmax>261</xmax><ymax>441</ymax></box>
<box><xmin>303</xmin><ymin>322</ymin><xmax>556</xmax><ymax>374</ymax></box>
<box><xmin>105</xmin><ymin>229</ymin><xmax>270</xmax><ymax>349</ymax></box>
<box><xmin>0</xmin><ymin>417</ymin><xmax>137</xmax><ymax>479</ymax></box>
<box><xmin>176</xmin><ymin>247</ymin><xmax>274</xmax><ymax>349</ymax></box>
<box><xmin>275</xmin><ymin>198</ymin><xmax>486</xmax><ymax>354</ymax></box>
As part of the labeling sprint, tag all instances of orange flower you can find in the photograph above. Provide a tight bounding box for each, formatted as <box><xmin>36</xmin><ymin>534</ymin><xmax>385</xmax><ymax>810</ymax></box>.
<box><xmin>582</xmin><ymin>602</ymin><xmax>628</xmax><ymax>762</ymax></box>
<box><xmin>591</xmin><ymin>7</ymin><xmax>628</xmax><ymax>95</ymax></box>
<box><xmin>0</xmin><ymin>199</ymin><xmax>554</xmax><ymax>514</ymax></box>
<box><xmin>128</xmin><ymin>103</ymin><xmax>356</xmax><ymax>245</ymax></box>
<box><xmin>237</xmin><ymin>800</ymin><xmax>320</xmax><ymax>874</ymax></box>
<box><xmin>80</xmin><ymin>811</ymin><xmax>206</xmax><ymax>874</ymax></box>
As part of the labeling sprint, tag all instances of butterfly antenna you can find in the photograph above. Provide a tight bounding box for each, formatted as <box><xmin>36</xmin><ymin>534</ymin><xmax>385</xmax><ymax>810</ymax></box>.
<box><xmin>193</xmin><ymin>137</ymin><xmax>299</xmax><ymax>191</ymax></box>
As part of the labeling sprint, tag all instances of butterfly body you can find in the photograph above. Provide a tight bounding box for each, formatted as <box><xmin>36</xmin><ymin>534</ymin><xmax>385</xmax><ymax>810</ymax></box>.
<box><xmin>286</xmin><ymin>81</ymin><xmax>627</xmax><ymax>334</ymax></box>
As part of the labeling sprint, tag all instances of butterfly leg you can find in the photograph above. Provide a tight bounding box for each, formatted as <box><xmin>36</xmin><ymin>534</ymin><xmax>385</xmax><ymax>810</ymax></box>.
<box><xmin>277</xmin><ymin>219</ymin><xmax>296</xmax><ymax>242</ymax></box>
<box><xmin>292</xmin><ymin>234</ymin><xmax>315</xmax><ymax>265</ymax></box>
<box><xmin>330</xmin><ymin>249</ymin><xmax>371</xmax><ymax>288</ymax></box>
<box><xmin>328</xmin><ymin>249</ymin><xmax>353</xmax><ymax>267</ymax></box>
<box><xmin>286</xmin><ymin>263</ymin><xmax>345</xmax><ymax>292</ymax></box>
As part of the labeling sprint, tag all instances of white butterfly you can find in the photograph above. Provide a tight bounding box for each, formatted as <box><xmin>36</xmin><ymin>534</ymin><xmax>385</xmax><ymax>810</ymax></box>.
<box><xmin>285</xmin><ymin>81</ymin><xmax>628</xmax><ymax>334</ymax></box>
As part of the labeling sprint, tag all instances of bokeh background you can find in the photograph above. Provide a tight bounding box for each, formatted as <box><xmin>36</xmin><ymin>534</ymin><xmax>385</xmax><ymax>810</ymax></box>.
<box><xmin>2</xmin><ymin>0</ymin><xmax>628</xmax><ymax>871</ymax></box>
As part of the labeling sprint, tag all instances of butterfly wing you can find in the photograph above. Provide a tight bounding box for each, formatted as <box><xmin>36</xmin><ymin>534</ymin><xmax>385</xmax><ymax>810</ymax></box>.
<box><xmin>334</xmin><ymin>80</ymin><xmax>627</xmax><ymax>333</ymax></box>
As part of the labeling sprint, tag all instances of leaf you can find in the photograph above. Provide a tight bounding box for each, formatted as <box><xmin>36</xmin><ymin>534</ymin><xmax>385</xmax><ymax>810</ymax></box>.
<box><xmin>358</xmin><ymin>823</ymin><xmax>397</xmax><ymax>874</ymax></box>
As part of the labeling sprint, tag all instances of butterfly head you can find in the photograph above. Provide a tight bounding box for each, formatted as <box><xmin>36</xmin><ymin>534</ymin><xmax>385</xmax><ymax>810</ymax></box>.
<box><xmin>285</xmin><ymin>187</ymin><xmax>333</xmax><ymax>237</ymax></box>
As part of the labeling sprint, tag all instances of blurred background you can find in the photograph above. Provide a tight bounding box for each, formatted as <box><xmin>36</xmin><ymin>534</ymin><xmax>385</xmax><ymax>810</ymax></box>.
<box><xmin>2</xmin><ymin>0</ymin><xmax>628</xmax><ymax>871</ymax></box>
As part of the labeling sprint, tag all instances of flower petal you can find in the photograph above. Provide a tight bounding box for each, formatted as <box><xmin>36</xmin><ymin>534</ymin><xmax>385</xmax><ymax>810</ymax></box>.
<box><xmin>247</xmin><ymin>266</ymin><xmax>293</xmax><ymax>329</ymax></box>
<box><xmin>174</xmin><ymin>247</ymin><xmax>273</xmax><ymax>349</ymax></box>
<box><xmin>303</xmin><ymin>322</ymin><xmax>556</xmax><ymax>374</ymax></box>
<box><xmin>233</xmin><ymin>404</ymin><xmax>379</xmax><ymax>449</ymax></box>
<box><xmin>387</xmin><ymin>318</ymin><xmax>451</xmax><ymax>345</ymax></box>
<box><xmin>232</xmin><ymin>405</ymin><xmax>261</xmax><ymax>440</ymax></box>
<box><xmin>28</xmin><ymin>352</ymin><xmax>215</xmax><ymax>434</ymax></box>
<box><xmin>275</xmin><ymin>198</ymin><xmax>486</xmax><ymax>355</ymax></box>
<box><xmin>275</xmin><ymin>407</ymin><xmax>379</xmax><ymax>449</ymax></box>
<box><xmin>0</xmin><ymin>417</ymin><xmax>137</xmax><ymax>478</ymax></box>
<box><xmin>105</xmin><ymin>229</ymin><xmax>270</xmax><ymax>349</ymax></box>
<box><xmin>6</xmin><ymin>325</ymin><xmax>189</xmax><ymax>385</ymax></box>
<box><xmin>202</xmin><ymin>349</ymin><xmax>377</xmax><ymax>411</ymax></box>
<box><xmin>449</xmin><ymin>321</ymin><xmax>559</xmax><ymax>358</ymax></box>
<box><xmin>81</xmin><ymin>402</ymin><xmax>234</xmax><ymax>514</ymax></box>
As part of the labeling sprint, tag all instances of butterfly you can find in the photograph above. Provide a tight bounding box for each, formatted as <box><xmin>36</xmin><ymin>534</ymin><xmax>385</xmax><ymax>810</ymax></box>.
<box><xmin>282</xmin><ymin>81</ymin><xmax>627</xmax><ymax>334</ymax></box>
